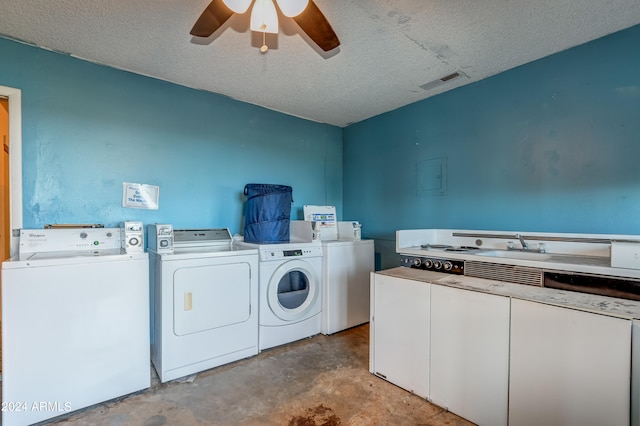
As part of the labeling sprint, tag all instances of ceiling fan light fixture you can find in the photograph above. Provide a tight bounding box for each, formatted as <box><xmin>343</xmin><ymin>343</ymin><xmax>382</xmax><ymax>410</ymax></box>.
<box><xmin>190</xmin><ymin>0</ymin><xmax>340</xmax><ymax>53</ymax></box>
<box><xmin>221</xmin><ymin>0</ymin><xmax>253</xmax><ymax>14</ymax></box>
<box><xmin>275</xmin><ymin>0</ymin><xmax>309</xmax><ymax>17</ymax></box>
<box><xmin>250</xmin><ymin>0</ymin><xmax>279</xmax><ymax>33</ymax></box>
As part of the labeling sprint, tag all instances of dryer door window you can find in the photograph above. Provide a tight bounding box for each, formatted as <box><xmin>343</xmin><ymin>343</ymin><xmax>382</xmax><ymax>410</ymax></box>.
<box><xmin>267</xmin><ymin>259</ymin><xmax>319</xmax><ymax>321</ymax></box>
<box><xmin>277</xmin><ymin>270</ymin><xmax>309</xmax><ymax>309</ymax></box>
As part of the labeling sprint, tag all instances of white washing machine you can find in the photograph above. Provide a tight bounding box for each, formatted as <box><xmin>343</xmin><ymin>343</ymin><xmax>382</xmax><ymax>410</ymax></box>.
<box><xmin>2</xmin><ymin>228</ymin><xmax>150</xmax><ymax>426</ymax></box>
<box><xmin>321</xmin><ymin>238</ymin><xmax>375</xmax><ymax>335</ymax></box>
<box><xmin>150</xmin><ymin>228</ymin><xmax>259</xmax><ymax>383</ymax></box>
<box><xmin>238</xmin><ymin>239</ymin><xmax>323</xmax><ymax>351</ymax></box>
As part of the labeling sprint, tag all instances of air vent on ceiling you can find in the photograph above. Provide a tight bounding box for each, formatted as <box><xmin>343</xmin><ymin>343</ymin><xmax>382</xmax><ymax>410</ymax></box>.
<box><xmin>464</xmin><ymin>261</ymin><xmax>543</xmax><ymax>287</ymax></box>
<box><xmin>420</xmin><ymin>72</ymin><xmax>463</xmax><ymax>92</ymax></box>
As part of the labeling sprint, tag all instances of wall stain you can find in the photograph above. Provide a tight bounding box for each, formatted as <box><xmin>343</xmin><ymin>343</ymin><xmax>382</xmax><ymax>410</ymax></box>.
<box><xmin>288</xmin><ymin>404</ymin><xmax>341</xmax><ymax>426</ymax></box>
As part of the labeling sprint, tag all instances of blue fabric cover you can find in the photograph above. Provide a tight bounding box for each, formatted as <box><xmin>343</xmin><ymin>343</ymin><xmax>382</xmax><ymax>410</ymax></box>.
<box><xmin>243</xmin><ymin>184</ymin><xmax>293</xmax><ymax>244</ymax></box>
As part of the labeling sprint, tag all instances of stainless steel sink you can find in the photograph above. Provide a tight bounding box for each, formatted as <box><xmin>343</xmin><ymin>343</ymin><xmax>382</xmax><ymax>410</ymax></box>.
<box><xmin>474</xmin><ymin>250</ymin><xmax>552</xmax><ymax>261</ymax></box>
<box><xmin>473</xmin><ymin>249</ymin><xmax>610</xmax><ymax>266</ymax></box>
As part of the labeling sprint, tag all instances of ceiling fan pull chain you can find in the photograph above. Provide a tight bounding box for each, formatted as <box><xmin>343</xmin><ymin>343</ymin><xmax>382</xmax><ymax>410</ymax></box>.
<box><xmin>260</xmin><ymin>24</ymin><xmax>268</xmax><ymax>53</ymax></box>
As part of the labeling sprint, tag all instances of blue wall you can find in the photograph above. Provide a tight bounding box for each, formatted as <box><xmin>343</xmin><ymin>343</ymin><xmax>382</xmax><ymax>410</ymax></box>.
<box><xmin>343</xmin><ymin>24</ymin><xmax>640</xmax><ymax>269</ymax></box>
<box><xmin>2</xmin><ymin>24</ymin><xmax>640</xmax><ymax>270</ymax></box>
<box><xmin>0</xmin><ymin>37</ymin><xmax>343</xmax><ymax>235</ymax></box>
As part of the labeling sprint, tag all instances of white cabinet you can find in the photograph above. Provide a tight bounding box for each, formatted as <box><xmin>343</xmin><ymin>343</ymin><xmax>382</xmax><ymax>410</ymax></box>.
<box><xmin>371</xmin><ymin>271</ymin><xmax>635</xmax><ymax>426</ymax></box>
<box><xmin>430</xmin><ymin>285</ymin><xmax>510</xmax><ymax>426</ymax></box>
<box><xmin>509</xmin><ymin>298</ymin><xmax>631</xmax><ymax>426</ymax></box>
<box><xmin>371</xmin><ymin>273</ymin><xmax>430</xmax><ymax>399</ymax></box>
<box><xmin>633</xmin><ymin>320</ymin><xmax>640</xmax><ymax>426</ymax></box>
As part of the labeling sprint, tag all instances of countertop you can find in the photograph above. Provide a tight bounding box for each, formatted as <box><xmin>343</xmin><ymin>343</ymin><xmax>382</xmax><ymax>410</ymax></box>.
<box><xmin>378</xmin><ymin>267</ymin><xmax>640</xmax><ymax>320</ymax></box>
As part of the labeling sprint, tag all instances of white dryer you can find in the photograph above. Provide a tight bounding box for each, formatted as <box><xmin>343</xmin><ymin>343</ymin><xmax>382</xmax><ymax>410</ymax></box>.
<box><xmin>150</xmin><ymin>228</ymin><xmax>259</xmax><ymax>382</ymax></box>
<box><xmin>239</xmin><ymin>240</ymin><xmax>323</xmax><ymax>351</ymax></box>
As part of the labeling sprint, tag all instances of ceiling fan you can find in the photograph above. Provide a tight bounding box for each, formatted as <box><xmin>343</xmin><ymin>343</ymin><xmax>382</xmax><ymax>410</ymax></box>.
<box><xmin>190</xmin><ymin>0</ymin><xmax>340</xmax><ymax>53</ymax></box>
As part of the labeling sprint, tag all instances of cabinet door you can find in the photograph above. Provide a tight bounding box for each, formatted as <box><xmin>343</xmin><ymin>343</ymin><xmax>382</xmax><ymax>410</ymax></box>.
<box><xmin>633</xmin><ymin>320</ymin><xmax>640</xmax><ymax>426</ymax></box>
<box><xmin>510</xmin><ymin>298</ymin><xmax>631</xmax><ymax>426</ymax></box>
<box><xmin>430</xmin><ymin>285</ymin><xmax>510</xmax><ymax>426</ymax></box>
<box><xmin>372</xmin><ymin>274</ymin><xmax>430</xmax><ymax>399</ymax></box>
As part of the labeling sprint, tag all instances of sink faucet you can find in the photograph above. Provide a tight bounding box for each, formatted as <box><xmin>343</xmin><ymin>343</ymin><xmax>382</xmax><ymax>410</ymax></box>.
<box><xmin>515</xmin><ymin>233</ymin><xmax>529</xmax><ymax>250</ymax></box>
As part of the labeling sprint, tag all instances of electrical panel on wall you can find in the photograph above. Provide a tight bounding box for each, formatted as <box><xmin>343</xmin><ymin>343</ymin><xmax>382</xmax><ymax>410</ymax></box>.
<box><xmin>417</xmin><ymin>157</ymin><xmax>447</xmax><ymax>197</ymax></box>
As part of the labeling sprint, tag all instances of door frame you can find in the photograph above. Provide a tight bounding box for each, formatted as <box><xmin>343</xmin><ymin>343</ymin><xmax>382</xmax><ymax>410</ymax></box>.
<box><xmin>0</xmin><ymin>85</ymin><xmax>23</xmax><ymax>256</ymax></box>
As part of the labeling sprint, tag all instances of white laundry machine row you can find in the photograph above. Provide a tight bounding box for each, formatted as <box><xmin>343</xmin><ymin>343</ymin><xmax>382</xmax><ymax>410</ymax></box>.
<box><xmin>149</xmin><ymin>227</ymin><xmax>260</xmax><ymax>383</ymax></box>
<box><xmin>1</xmin><ymin>228</ymin><xmax>150</xmax><ymax>426</ymax></box>
<box><xmin>237</xmin><ymin>238</ymin><xmax>324</xmax><ymax>351</ymax></box>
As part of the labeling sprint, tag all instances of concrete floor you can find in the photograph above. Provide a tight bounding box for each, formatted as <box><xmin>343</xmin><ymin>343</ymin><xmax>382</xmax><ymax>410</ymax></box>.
<box><xmin>47</xmin><ymin>324</ymin><xmax>473</xmax><ymax>426</ymax></box>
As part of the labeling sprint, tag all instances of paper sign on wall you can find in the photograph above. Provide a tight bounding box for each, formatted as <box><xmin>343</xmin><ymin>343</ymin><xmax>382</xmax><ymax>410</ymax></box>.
<box><xmin>122</xmin><ymin>182</ymin><xmax>159</xmax><ymax>210</ymax></box>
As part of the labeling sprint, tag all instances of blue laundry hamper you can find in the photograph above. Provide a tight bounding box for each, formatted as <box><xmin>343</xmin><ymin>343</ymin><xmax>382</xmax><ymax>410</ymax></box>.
<box><xmin>243</xmin><ymin>184</ymin><xmax>293</xmax><ymax>244</ymax></box>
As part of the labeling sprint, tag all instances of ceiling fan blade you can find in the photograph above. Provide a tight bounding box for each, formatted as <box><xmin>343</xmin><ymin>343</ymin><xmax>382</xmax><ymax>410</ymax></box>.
<box><xmin>292</xmin><ymin>1</ymin><xmax>340</xmax><ymax>52</ymax></box>
<box><xmin>190</xmin><ymin>0</ymin><xmax>234</xmax><ymax>37</ymax></box>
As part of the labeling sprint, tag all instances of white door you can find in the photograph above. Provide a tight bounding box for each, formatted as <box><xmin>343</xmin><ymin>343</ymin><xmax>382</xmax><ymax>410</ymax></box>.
<box><xmin>510</xmin><ymin>298</ymin><xmax>631</xmax><ymax>426</ymax></box>
<box><xmin>372</xmin><ymin>274</ymin><xmax>430</xmax><ymax>399</ymax></box>
<box><xmin>173</xmin><ymin>262</ymin><xmax>251</xmax><ymax>336</ymax></box>
<box><xmin>430</xmin><ymin>284</ymin><xmax>510</xmax><ymax>426</ymax></box>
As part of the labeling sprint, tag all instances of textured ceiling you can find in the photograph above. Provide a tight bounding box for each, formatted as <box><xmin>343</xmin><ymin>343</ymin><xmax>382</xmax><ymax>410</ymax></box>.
<box><xmin>0</xmin><ymin>0</ymin><xmax>639</xmax><ymax>127</ymax></box>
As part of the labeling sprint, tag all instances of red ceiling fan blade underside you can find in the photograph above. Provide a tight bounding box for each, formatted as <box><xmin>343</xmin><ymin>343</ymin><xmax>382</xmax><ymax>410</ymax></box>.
<box><xmin>190</xmin><ymin>0</ymin><xmax>233</xmax><ymax>37</ymax></box>
<box><xmin>190</xmin><ymin>0</ymin><xmax>340</xmax><ymax>52</ymax></box>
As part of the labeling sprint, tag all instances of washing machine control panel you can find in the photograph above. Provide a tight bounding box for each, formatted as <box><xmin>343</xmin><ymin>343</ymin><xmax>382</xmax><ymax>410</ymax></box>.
<box><xmin>18</xmin><ymin>228</ymin><xmax>122</xmax><ymax>254</ymax></box>
<box><xmin>260</xmin><ymin>246</ymin><xmax>323</xmax><ymax>261</ymax></box>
